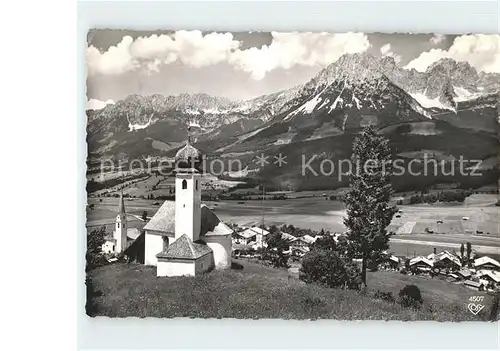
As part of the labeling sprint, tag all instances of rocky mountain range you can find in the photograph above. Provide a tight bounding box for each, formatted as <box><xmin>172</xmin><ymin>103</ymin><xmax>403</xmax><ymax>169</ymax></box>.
<box><xmin>87</xmin><ymin>53</ymin><xmax>498</xmax><ymax>191</ymax></box>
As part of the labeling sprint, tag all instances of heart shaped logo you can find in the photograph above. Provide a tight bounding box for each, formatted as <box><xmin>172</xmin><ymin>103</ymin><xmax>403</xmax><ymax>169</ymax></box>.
<box><xmin>467</xmin><ymin>303</ymin><xmax>485</xmax><ymax>315</ymax></box>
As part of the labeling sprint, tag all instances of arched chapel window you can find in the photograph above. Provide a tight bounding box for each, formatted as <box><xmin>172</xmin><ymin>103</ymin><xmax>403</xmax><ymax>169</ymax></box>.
<box><xmin>182</xmin><ymin>179</ymin><xmax>187</xmax><ymax>189</ymax></box>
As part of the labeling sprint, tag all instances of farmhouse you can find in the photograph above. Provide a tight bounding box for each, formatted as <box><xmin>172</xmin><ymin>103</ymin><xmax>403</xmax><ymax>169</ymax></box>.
<box><xmin>139</xmin><ymin>137</ymin><xmax>233</xmax><ymax>277</ymax></box>
<box><xmin>386</xmin><ymin>255</ymin><xmax>400</xmax><ymax>269</ymax></box>
<box><xmin>409</xmin><ymin>256</ymin><xmax>433</xmax><ymax>272</ymax></box>
<box><xmin>101</xmin><ymin>192</ymin><xmax>143</xmax><ymax>254</ymax></box>
<box><xmin>234</xmin><ymin>228</ymin><xmax>258</xmax><ymax>245</ymax></box>
<box><xmin>301</xmin><ymin>235</ymin><xmax>317</xmax><ymax>244</ymax></box>
<box><xmin>432</xmin><ymin>250</ymin><xmax>461</xmax><ymax>270</ymax></box>
<box><xmin>473</xmin><ymin>256</ymin><xmax>500</xmax><ymax>271</ymax></box>
<box><xmin>234</xmin><ymin>227</ymin><xmax>270</xmax><ymax>248</ymax></box>
<box><xmin>288</xmin><ymin>236</ymin><xmax>312</xmax><ymax>256</ymax></box>
<box><xmin>280</xmin><ymin>232</ymin><xmax>296</xmax><ymax>241</ymax></box>
<box><xmin>476</xmin><ymin>270</ymin><xmax>500</xmax><ymax>287</ymax></box>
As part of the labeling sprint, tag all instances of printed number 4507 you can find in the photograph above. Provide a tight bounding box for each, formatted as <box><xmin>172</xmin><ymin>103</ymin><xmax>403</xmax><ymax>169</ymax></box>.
<box><xmin>469</xmin><ymin>296</ymin><xmax>484</xmax><ymax>302</ymax></box>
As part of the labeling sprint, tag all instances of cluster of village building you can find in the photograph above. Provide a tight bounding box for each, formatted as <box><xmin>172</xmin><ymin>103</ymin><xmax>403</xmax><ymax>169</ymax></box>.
<box><xmin>403</xmin><ymin>251</ymin><xmax>500</xmax><ymax>291</ymax></box>
<box><xmin>231</xmin><ymin>226</ymin><xmax>500</xmax><ymax>292</ymax></box>
<box><xmin>232</xmin><ymin>226</ymin><xmax>313</xmax><ymax>255</ymax></box>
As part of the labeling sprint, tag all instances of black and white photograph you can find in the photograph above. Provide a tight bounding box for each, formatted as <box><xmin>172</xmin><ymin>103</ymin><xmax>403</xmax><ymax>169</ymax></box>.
<box><xmin>85</xmin><ymin>30</ymin><xmax>500</xmax><ymax>321</ymax></box>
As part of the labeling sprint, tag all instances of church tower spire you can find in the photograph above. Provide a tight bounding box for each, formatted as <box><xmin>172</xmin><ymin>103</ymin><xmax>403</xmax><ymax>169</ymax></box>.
<box><xmin>174</xmin><ymin>127</ymin><xmax>203</xmax><ymax>242</ymax></box>
<box><xmin>118</xmin><ymin>190</ymin><xmax>126</xmax><ymax>217</ymax></box>
<box><xmin>115</xmin><ymin>191</ymin><xmax>128</xmax><ymax>253</ymax></box>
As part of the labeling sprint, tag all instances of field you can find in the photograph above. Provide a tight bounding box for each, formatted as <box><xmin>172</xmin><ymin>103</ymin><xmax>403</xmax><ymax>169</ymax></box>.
<box><xmin>87</xmin><ymin>193</ymin><xmax>500</xmax><ymax>258</ymax></box>
<box><xmin>89</xmin><ymin>173</ymin><xmax>243</xmax><ymax>199</ymax></box>
<box><xmin>87</xmin><ymin>260</ymin><xmax>497</xmax><ymax>320</ymax></box>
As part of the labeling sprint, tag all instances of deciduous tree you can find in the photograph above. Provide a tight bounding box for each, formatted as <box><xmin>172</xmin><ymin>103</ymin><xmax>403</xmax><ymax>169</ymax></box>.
<box><xmin>265</xmin><ymin>232</ymin><xmax>290</xmax><ymax>268</ymax></box>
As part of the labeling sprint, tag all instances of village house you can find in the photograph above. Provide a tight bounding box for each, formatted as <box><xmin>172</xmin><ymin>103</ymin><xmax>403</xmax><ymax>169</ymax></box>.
<box><xmin>473</xmin><ymin>256</ymin><xmax>500</xmax><ymax>271</ymax></box>
<box><xmin>380</xmin><ymin>255</ymin><xmax>400</xmax><ymax>270</ymax></box>
<box><xmin>431</xmin><ymin>250</ymin><xmax>461</xmax><ymax>271</ymax></box>
<box><xmin>409</xmin><ymin>256</ymin><xmax>434</xmax><ymax>272</ymax></box>
<box><xmin>233</xmin><ymin>226</ymin><xmax>270</xmax><ymax>249</ymax></box>
<box><xmin>280</xmin><ymin>232</ymin><xmax>296</xmax><ymax>242</ymax></box>
<box><xmin>233</xmin><ymin>228</ymin><xmax>256</xmax><ymax>245</ymax></box>
<box><xmin>476</xmin><ymin>270</ymin><xmax>500</xmax><ymax>289</ymax></box>
<box><xmin>287</xmin><ymin>235</ymin><xmax>318</xmax><ymax>257</ymax></box>
<box><xmin>126</xmin><ymin>136</ymin><xmax>233</xmax><ymax>277</ymax></box>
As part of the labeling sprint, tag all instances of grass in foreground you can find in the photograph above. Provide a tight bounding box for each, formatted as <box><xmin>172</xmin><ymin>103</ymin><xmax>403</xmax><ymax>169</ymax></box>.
<box><xmin>367</xmin><ymin>270</ymin><xmax>492</xmax><ymax>305</ymax></box>
<box><xmin>87</xmin><ymin>261</ymin><xmax>497</xmax><ymax>321</ymax></box>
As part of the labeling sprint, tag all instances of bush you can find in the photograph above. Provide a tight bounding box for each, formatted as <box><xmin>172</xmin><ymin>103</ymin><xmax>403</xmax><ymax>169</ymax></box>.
<box><xmin>373</xmin><ymin>290</ymin><xmax>395</xmax><ymax>304</ymax></box>
<box><xmin>300</xmin><ymin>250</ymin><xmax>360</xmax><ymax>289</ymax></box>
<box><xmin>85</xmin><ymin>276</ymin><xmax>98</xmax><ymax>317</ymax></box>
<box><xmin>398</xmin><ymin>284</ymin><xmax>423</xmax><ymax>309</ymax></box>
<box><xmin>310</xmin><ymin>236</ymin><xmax>337</xmax><ymax>252</ymax></box>
<box><xmin>86</xmin><ymin>226</ymin><xmax>108</xmax><ymax>272</ymax></box>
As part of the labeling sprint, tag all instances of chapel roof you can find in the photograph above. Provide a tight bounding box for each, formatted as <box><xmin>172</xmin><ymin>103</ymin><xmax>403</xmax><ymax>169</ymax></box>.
<box><xmin>126</xmin><ymin>227</ymin><xmax>142</xmax><ymax>240</ymax></box>
<box><xmin>143</xmin><ymin>201</ymin><xmax>176</xmax><ymax>233</ymax></box>
<box><xmin>143</xmin><ymin>201</ymin><xmax>233</xmax><ymax>237</ymax></box>
<box><xmin>156</xmin><ymin>234</ymin><xmax>212</xmax><ymax>260</ymax></box>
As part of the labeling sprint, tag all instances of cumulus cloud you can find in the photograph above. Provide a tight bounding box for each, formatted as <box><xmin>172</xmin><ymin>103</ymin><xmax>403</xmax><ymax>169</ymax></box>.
<box><xmin>379</xmin><ymin>43</ymin><xmax>402</xmax><ymax>63</ymax></box>
<box><xmin>87</xmin><ymin>31</ymin><xmax>371</xmax><ymax>80</ymax></box>
<box><xmin>405</xmin><ymin>34</ymin><xmax>500</xmax><ymax>73</ymax></box>
<box><xmin>87</xmin><ymin>36</ymin><xmax>138</xmax><ymax>76</ymax></box>
<box><xmin>87</xmin><ymin>98</ymin><xmax>114</xmax><ymax>110</ymax></box>
<box><xmin>430</xmin><ymin>34</ymin><xmax>446</xmax><ymax>45</ymax></box>
<box><xmin>229</xmin><ymin>32</ymin><xmax>371</xmax><ymax>80</ymax></box>
<box><xmin>87</xmin><ymin>31</ymin><xmax>240</xmax><ymax>77</ymax></box>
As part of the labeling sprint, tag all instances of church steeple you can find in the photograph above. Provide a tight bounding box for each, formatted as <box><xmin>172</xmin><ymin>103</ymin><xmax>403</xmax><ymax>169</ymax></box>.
<box><xmin>174</xmin><ymin>128</ymin><xmax>202</xmax><ymax>242</ymax></box>
<box><xmin>115</xmin><ymin>191</ymin><xmax>128</xmax><ymax>253</ymax></box>
<box><xmin>118</xmin><ymin>190</ymin><xmax>126</xmax><ymax>217</ymax></box>
<box><xmin>175</xmin><ymin>125</ymin><xmax>203</xmax><ymax>173</ymax></box>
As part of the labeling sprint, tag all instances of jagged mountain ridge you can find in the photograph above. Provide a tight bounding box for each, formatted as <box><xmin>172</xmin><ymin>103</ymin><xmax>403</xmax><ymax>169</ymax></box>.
<box><xmin>378</xmin><ymin>56</ymin><xmax>498</xmax><ymax>110</ymax></box>
<box><xmin>86</xmin><ymin>53</ymin><xmax>498</xmax><ymax>164</ymax></box>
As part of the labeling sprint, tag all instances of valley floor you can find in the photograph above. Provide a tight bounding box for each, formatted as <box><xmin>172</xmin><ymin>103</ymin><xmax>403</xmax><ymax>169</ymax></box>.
<box><xmin>87</xmin><ymin>194</ymin><xmax>500</xmax><ymax>258</ymax></box>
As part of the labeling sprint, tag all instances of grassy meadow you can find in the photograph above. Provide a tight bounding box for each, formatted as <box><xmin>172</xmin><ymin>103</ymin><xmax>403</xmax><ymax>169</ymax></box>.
<box><xmin>87</xmin><ymin>260</ymin><xmax>498</xmax><ymax>321</ymax></box>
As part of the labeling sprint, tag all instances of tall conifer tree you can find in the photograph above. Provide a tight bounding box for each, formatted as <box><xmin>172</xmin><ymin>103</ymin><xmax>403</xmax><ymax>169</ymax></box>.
<box><xmin>342</xmin><ymin>126</ymin><xmax>397</xmax><ymax>287</ymax></box>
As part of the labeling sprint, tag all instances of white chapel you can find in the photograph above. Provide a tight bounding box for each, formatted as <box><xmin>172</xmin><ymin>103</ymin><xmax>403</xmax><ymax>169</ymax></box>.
<box><xmin>142</xmin><ymin>136</ymin><xmax>233</xmax><ymax>277</ymax></box>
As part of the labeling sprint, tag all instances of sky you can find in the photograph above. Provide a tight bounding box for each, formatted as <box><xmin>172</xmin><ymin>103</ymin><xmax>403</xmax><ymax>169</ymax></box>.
<box><xmin>86</xmin><ymin>30</ymin><xmax>500</xmax><ymax>110</ymax></box>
